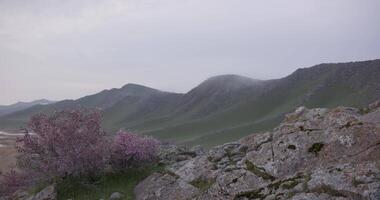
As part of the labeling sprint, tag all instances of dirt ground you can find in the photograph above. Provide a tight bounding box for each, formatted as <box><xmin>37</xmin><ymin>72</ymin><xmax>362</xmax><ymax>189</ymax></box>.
<box><xmin>0</xmin><ymin>132</ymin><xmax>22</xmax><ymax>174</ymax></box>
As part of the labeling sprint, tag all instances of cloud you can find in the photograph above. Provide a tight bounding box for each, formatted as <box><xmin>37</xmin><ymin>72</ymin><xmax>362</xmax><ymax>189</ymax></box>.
<box><xmin>0</xmin><ymin>0</ymin><xmax>379</xmax><ymax>104</ymax></box>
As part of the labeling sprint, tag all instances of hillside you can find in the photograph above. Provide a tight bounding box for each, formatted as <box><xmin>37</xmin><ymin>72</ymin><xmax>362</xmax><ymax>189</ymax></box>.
<box><xmin>0</xmin><ymin>59</ymin><xmax>379</xmax><ymax>146</ymax></box>
<box><xmin>0</xmin><ymin>99</ymin><xmax>55</xmax><ymax>117</ymax></box>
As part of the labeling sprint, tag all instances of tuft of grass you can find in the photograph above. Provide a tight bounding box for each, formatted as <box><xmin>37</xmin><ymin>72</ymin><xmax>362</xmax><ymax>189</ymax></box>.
<box><xmin>359</xmin><ymin>107</ymin><xmax>371</xmax><ymax>115</ymax></box>
<box><xmin>308</xmin><ymin>143</ymin><xmax>324</xmax><ymax>155</ymax></box>
<box><xmin>190</xmin><ymin>177</ymin><xmax>215</xmax><ymax>192</ymax></box>
<box><xmin>235</xmin><ymin>188</ymin><xmax>266</xmax><ymax>199</ymax></box>
<box><xmin>245</xmin><ymin>160</ymin><xmax>275</xmax><ymax>181</ymax></box>
<box><xmin>311</xmin><ymin>184</ymin><xmax>347</xmax><ymax>197</ymax></box>
<box><xmin>57</xmin><ymin>165</ymin><xmax>164</xmax><ymax>200</ymax></box>
<box><xmin>281</xmin><ymin>179</ymin><xmax>300</xmax><ymax>190</ymax></box>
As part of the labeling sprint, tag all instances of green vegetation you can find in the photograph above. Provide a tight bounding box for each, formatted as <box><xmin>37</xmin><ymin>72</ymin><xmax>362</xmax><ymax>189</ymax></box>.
<box><xmin>281</xmin><ymin>179</ymin><xmax>300</xmax><ymax>190</ymax></box>
<box><xmin>308</xmin><ymin>143</ymin><xmax>324</xmax><ymax>155</ymax></box>
<box><xmin>245</xmin><ymin>160</ymin><xmax>275</xmax><ymax>181</ymax></box>
<box><xmin>190</xmin><ymin>178</ymin><xmax>215</xmax><ymax>191</ymax></box>
<box><xmin>235</xmin><ymin>173</ymin><xmax>309</xmax><ymax>199</ymax></box>
<box><xmin>235</xmin><ymin>188</ymin><xmax>266</xmax><ymax>199</ymax></box>
<box><xmin>311</xmin><ymin>184</ymin><xmax>347</xmax><ymax>197</ymax></box>
<box><xmin>58</xmin><ymin>165</ymin><xmax>164</xmax><ymax>200</ymax></box>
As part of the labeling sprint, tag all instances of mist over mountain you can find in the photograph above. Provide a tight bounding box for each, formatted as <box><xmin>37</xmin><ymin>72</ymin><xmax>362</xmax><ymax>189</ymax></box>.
<box><xmin>0</xmin><ymin>59</ymin><xmax>379</xmax><ymax>146</ymax></box>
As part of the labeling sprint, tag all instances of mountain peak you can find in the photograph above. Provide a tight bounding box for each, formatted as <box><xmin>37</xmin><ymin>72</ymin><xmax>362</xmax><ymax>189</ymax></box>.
<box><xmin>196</xmin><ymin>74</ymin><xmax>262</xmax><ymax>92</ymax></box>
<box><xmin>205</xmin><ymin>74</ymin><xmax>260</xmax><ymax>82</ymax></box>
<box><xmin>120</xmin><ymin>83</ymin><xmax>161</xmax><ymax>93</ymax></box>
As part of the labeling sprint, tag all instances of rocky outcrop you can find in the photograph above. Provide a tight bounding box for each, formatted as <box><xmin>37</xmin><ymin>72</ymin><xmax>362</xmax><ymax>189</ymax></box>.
<box><xmin>135</xmin><ymin>102</ymin><xmax>380</xmax><ymax>200</ymax></box>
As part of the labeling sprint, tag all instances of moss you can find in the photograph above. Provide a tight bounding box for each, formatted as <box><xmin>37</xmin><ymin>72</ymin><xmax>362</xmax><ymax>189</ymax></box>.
<box><xmin>235</xmin><ymin>174</ymin><xmax>310</xmax><ymax>200</ymax></box>
<box><xmin>281</xmin><ymin>180</ymin><xmax>300</xmax><ymax>190</ymax></box>
<box><xmin>234</xmin><ymin>188</ymin><xmax>266</xmax><ymax>199</ymax></box>
<box><xmin>302</xmin><ymin>173</ymin><xmax>312</xmax><ymax>191</ymax></box>
<box><xmin>269</xmin><ymin>174</ymin><xmax>304</xmax><ymax>191</ymax></box>
<box><xmin>311</xmin><ymin>185</ymin><xmax>347</xmax><ymax>197</ymax></box>
<box><xmin>190</xmin><ymin>178</ymin><xmax>215</xmax><ymax>192</ymax></box>
<box><xmin>359</xmin><ymin>107</ymin><xmax>370</xmax><ymax>115</ymax></box>
<box><xmin>308</xmin><ymin>143</ymin><xmax>324</xmax><ymax>155</ymax></box>
<box><xmin>245</xmin><ymin>160</ymin><xmax>275</xmax><ymax>181</ymax></box>
<box><xmin>286</xmin><ymin>191</ymin><xmax>297</xmax><ymax>199</ymax></box>
<box><xmin>287</xmin><ymin>145</ymin><xmax>296</xmax><ymax>150</ymax></box>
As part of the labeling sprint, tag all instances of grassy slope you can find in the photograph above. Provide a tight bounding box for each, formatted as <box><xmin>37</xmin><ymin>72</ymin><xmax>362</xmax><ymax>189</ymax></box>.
<box><xmin>57</xmin><ymin>165</ymin><xmax>164</xmax><ymax>200</ymax></box>
<box><xmin>128</xmin><ymin>61</ymin><xmax>380</xmax><ymax>147</ymax></box>
<box><xmin>1</xmin><ymin>60</ymin><xmax>379</xmax><ymax>147</ymax></box>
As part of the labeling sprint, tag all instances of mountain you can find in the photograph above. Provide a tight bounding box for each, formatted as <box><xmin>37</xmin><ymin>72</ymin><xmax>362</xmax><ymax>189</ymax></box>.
<box><xmin>0</xmin><ymin>99</ymin><xmax>55</xmax><ymax>117</ymax></box>
<box><xmin>0</xmin><ymin>59</ymin><xmax>379</xmax><ymax>146</ymax></box>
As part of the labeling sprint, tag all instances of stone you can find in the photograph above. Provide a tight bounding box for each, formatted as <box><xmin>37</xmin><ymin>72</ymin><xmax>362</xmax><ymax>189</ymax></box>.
<box><xmin>134</xmin><ymin>173</ymin><xmax>199</xmax><ymax>200</ymax></box>
<box><xmin>28</xmin><ymin>184</ymin><xmax>57</xmax><ymax>200</ymax></box>
<box><xmin>134</xmin><ymin>101</ymin><xmax>380</xmax><ymax>200</ymax></box>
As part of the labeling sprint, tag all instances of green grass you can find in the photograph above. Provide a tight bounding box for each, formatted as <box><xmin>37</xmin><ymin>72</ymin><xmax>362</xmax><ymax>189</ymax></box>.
<box><xmin>190</xmin><ymin>177</ymin><xmax>215</xmax><ymax>192</ymax></box>
<box><xmin>57</xmin><ymin>165</ymin><xmax>164</xmax><ymax>200</ymax></box>
<box><xmin>1</xmin><ymin>61</ymin><xmax>379</xmax><ymax>147</ymax></box>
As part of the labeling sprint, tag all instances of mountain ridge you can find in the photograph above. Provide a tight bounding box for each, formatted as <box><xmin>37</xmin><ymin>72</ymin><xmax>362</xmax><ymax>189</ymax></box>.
<box><xmin>0</xmin><ymin>99</ymin><xmax>56</xmax><ymax>117</ymax></box>
<box><xmin>0</xmin><ymin>59</ymin><xmax>379</xmax><ymax>146</ymax></box>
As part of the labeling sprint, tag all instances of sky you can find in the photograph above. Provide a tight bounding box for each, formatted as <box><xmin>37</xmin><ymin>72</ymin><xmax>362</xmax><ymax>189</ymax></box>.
<box><xmin>0</xmin><ymin>0</ymin><xmax>379</xmax><ymax>105</ymax></box>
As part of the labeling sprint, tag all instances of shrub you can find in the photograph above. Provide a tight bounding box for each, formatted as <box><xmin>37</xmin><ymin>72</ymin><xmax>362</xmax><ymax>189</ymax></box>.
<box><xmin>110</xmin><ymin>131</ymin><xmax>159</xmax><ymax>169</ymax></box>
<box><xmin>0</xmin><ymin>170</ymin><xmax>31</xmax><ymax>196</ymax></box>
<box><xmin>16</xmin><ymin>110</ymin><xmax>109</xmax><ymax>179</ymax></box>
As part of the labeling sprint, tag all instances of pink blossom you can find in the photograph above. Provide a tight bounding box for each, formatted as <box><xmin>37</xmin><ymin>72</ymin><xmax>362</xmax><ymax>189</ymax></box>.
<box><xmin>17</xmin><ymin>110</ymin><xmax>109</xmax><ymax>179</ymax></box>
<box><xmin>110</xmin><ymin>131</ymin><xmax>159</xmax><ymax>169</ymax></box>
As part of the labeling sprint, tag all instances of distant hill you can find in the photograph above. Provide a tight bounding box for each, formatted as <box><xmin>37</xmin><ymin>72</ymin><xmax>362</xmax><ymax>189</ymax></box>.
<box><xmin>0</xmin><ymin>99</ymin><xmax>55</xmax><ymax>117</ymax></box>
<box><xmin>0</xmin><ymin>59</ymin><xmax>379</xmax><ymax>146</ymax></box>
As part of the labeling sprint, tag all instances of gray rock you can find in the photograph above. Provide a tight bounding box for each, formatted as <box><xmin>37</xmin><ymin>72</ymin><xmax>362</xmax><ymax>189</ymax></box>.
<box><xmin>134</xmin><ymin>101</ymin><xmax>380</xmax><ymax>200</ymax></box>
<box><xmin>158</xmin><ymin>144</ymin><xmax>196</xmax><ymax>165</ymax></box>
<box><xmin>28</xmin><ymin>184</ymin><xmax>57</xmax><ymax>200</ymax></box>
<box><xmin>134</xmin><ymin>173</ymin><xmax>199</xmax><ymax>200</ymax></box>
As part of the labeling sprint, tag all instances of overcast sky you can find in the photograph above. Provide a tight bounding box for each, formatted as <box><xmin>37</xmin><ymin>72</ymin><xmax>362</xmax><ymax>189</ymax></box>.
<box><xmin>0</xmin><ymin>0</ymin><xmax>379</xmax><ymax>105</ymax></box>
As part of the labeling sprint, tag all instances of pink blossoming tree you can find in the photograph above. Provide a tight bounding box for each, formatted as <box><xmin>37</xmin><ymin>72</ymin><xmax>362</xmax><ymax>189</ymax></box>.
<box><xmin>110</xmin><ymin>131</ymin><xmax>159</xmax><ymax>169</ymax></box>
<box><xmin>16</xmin><ymin>110</ymin><xmax>109</xmax><ymax>179</ymax></box>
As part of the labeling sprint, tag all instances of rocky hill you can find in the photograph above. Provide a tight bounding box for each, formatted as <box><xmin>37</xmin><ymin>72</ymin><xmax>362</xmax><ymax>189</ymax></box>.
<box><xmin>135</xmin><ymin>101</ymin><xmax>380</xmax><ymax>200</ymax></box>
<box><xmin>0</xmin><ymin>59</ymin><xmax>379</xmax><ymax>147</ymax></box>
